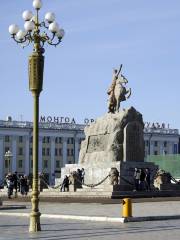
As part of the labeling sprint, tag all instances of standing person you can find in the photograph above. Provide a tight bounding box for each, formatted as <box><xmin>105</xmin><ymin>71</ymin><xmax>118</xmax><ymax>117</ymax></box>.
<box><xmin>145</xmin><ymin>168</ymin><xmax>151</xmax><ymax>191</ymax></box>
<box><xmin>12</xmin><ymin>172</ymin><xmax>18</xmax><ymax>196</ymax></box>
<box><xmin>24</xmin><ymin>175</ymin><xmax>29</xmax><ymax>195</ymax></box>
<box><xmin>60</xmin><ymin>175</ymin><xmax>69</xmax><ymax>192</ymax></box>
<box><xmin>133</xmin><ymin>168</ymin><xmax>141</xmax><ymax>191</ymax></box>
<box><xmin>77</xmin><ymin>169</ymin><xmax>82</xmax><ymax>183</ymax></box>
<box><xmin>81</xmin><ymin>168</ymin><xmax>85</xmax><ymax>184</ymax></box>
<box><xmin>20</xmin><ymin>175</ymin><xmax>26</xmax><ymax>195</ymax></box>
<box><xmin>139</xmin><ymin>168</ymin><xmax>146</xmax><ymax>191</ymax></box>
<box><xmin>6</xmin><ymin>173</ymin><xmax>14</xmax><ymax>199</ymax></box>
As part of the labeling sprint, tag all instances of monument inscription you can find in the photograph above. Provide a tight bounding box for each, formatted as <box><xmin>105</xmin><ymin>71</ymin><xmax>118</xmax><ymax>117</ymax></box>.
<box><xmin>86</xmin><ymin>134</ymin><xmax>109</xmax><ymax>153</ymax></box>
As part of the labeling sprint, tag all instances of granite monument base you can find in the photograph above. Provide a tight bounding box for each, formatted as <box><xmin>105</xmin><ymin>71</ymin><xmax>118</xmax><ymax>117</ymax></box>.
<box><xmin>61</xmin><ymin>161</ymin><xmax>158</xmax><ymax>192</ymax></box>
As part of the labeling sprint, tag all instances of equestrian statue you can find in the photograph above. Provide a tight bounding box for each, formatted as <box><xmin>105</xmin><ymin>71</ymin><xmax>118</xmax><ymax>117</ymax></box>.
<box><xmin>107</xmin><ymin>64</ymin><xmax>131</xmax><ymax>113</ymax></box>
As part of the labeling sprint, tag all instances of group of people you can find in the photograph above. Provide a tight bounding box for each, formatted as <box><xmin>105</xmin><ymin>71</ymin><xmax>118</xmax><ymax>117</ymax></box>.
<box><xmin>133</xmin><ymin>168</ymin><xmax>151</xmax><ymax>191</ymax></box>
<box><xmin>60</xmin><ymin>168</ymin><xmax>85</xmax><ymax>192</ymax></box>
<box><xmin>5</xmin><ymin>172</ymin><xmax>30</xmax><ymax>198</ymax></box>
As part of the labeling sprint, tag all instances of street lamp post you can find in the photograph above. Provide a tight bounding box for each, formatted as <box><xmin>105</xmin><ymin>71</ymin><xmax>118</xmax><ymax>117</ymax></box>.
<box><xmin>9</xmin><ymin>0</ymin><xmax>64</xmax><ymax>232</ymax></box>
<box><xmin>4</xmin><ymin>150</ymin><xmax>13</xmax><ymax>173</ymax></box>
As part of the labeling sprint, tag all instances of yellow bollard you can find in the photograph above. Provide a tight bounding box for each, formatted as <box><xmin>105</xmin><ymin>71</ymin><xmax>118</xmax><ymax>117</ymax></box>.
<box><xmin>122</xmin><ymin>198</ymin><xmax>132</xmax><ymax>217</ymax></box>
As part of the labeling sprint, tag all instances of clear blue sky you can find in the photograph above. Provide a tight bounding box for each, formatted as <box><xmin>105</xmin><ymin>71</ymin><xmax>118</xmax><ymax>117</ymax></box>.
<box><xmin>0</xmin><ymin>0</ymin><xmax>180</xmax><ymax>128</ymax></box>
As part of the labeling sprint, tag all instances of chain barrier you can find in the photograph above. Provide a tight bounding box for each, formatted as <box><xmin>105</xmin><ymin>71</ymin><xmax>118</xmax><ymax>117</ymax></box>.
<box><xmin>40</xmin><ymin>174</ymin><xmax>134</xmax><ymax>190</ymax></box>
<box><xmin>76</xmin><ymin>174</ymin><xmax>109</xmax><ymax>188</ymax></box>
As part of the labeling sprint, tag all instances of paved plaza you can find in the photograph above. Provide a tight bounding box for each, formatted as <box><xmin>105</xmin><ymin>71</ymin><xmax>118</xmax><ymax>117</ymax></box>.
<box><xmin>1</xmin><ymin>200</ymin><xmax>180</xmax><ymax>239</ymax></box>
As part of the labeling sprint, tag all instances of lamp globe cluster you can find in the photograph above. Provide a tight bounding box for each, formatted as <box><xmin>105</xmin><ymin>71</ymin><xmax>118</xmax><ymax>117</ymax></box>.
<box><xmin>8</xmin><ymin>0</ymin><xmax>65</xmax><ymax>47</ymax></box>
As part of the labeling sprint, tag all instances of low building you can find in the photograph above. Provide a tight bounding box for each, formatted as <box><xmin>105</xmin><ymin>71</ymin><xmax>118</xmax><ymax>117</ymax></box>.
<box><xmin>0</xmin><ymin>118</ymin><xmax>84</xmax><ymax>183</ymax></box>
<box><xmin>144</xmin><ymin>122</ymin><xmax>179</xmax><ymax>158</ymax></box>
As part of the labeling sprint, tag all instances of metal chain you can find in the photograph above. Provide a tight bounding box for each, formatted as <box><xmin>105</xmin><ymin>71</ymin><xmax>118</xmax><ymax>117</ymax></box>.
<box><xmin>40</xmin><ymin>173</ymin><xmax>135</xmax><ymax>191</ymax></box>
<box><xmin>78</xmin><ymin>175</ymin><xmax>109</xmax><ymax>188</ymax></box>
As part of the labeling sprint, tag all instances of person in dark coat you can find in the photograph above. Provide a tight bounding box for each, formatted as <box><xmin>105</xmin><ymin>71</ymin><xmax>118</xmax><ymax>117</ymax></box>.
<box><xmin>139</xmin><ymin>168</ymin><xmax>146</xmax><ymax>191</ymax></box>
<box><xmin>145</xmin><ymin>168</ymin><xmax>151</xmax><ymax>191</ymax></box>
<box><xmin>12</xmin><ymin>172</ymin><xmax>18</xmax><ymax>195</ymax></box>
<box><xmin>60</xmin><ymin>175</ymin><xmax>69</xmax><ymax>192</ymax></box>
<box><xmin>133</xmin><ymin>168</ymin><xmax>141</xmax><ymax>191</ymax></box>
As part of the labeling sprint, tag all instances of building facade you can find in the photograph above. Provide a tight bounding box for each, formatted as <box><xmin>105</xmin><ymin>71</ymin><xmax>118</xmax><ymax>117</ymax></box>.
<box><xmin>0</xmin><ymin>118</ymin><xmax>84</xmax><ymax>183</ymax></box>
<box><xmin>144</xmin><ymin>124</ymin><xmax>179</xmax><ymax>158</ymax></box>
<box><xmin>0</xmin><ymin>118</ymin><xmax>179</xmax><ymax>183</ymax></box>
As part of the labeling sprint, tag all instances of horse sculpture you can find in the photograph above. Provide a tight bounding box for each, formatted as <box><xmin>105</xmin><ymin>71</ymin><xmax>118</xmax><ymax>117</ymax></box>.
<box><xmin>107</xmin><ymin>66</ymin><xmax>131</xmax><ymax>113</ymax></box>
<box><xmin>114</xmin><ymin>75</ymin><xmax>131</xmax><ymax>112</ymax></box>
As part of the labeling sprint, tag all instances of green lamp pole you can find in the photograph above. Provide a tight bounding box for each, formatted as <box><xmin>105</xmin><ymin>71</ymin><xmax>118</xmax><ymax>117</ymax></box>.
<box><xmin>9</xmin><ymin>0</ymin><xmax>65</xmax><ymax>232</ymax></box>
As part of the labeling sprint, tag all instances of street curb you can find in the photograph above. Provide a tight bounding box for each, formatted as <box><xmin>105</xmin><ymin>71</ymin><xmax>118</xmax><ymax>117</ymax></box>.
<box><xmin>1</xmin><ymin>212</ymin><xmax>180</xmax><ymax>223</ymax></box>
<box><xmin>0</xmin><ymin>205</ymin><xmax>26</xmax><ymax>210</ymax></box>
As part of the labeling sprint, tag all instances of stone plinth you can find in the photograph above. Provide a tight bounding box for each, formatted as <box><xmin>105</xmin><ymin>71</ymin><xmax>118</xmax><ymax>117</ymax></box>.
<box><xmin>61</xmin><ymin>107</ymin><xmax>157</xmax><ymax>192</ymax></box>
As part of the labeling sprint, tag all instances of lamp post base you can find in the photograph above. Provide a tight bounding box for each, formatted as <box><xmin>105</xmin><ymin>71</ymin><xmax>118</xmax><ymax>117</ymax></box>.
<box><xmin>29</xmin><ymin>212</ymin><xmax>41</xmax><ymax>232</ymax></box>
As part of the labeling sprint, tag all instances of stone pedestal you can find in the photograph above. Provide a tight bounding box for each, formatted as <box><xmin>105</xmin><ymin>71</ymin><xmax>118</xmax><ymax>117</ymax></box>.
<box><xmin>61</xmin><ymin>107</ymin><xmax>157</xmax><ymax>192</ymax></box>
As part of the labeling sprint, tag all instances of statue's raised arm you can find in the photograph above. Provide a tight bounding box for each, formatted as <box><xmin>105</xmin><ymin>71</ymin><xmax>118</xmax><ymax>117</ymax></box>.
<box><xmin>117</xmin><ymin>64</ymin><xmax>123</xmax><ymax>77</ymax></box>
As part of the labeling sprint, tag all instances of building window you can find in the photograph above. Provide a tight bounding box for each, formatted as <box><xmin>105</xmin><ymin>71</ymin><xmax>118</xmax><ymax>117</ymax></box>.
<box><xmin>154</xmin><ymin>141</ymin><xmax>158</xmax><ymax>147</ymax></box>
<box><xmin>154</xmin><ymin>151</ymin><xmax>158</xmax><ymax>155</ymax></box>
<box><xmin>146</xmin><ymin>140</ymin><xmax>149</xmax><ymax>147</ymax></box>
<box><xmin>71</xmin><ymin>149</ymin><xmax>74</xmax><ymax>156</ymax></box>
<box><xmin>47</xmin><ymin>137</ymin><xmax>50</xmax><ymax>143</ymax></box>
<box><xmin>55</xmin><ymin>148</ymin><xmax>58</xmax><ymax>156</ymax></box>
<box><xmin>43</xmin><ymin>137</ymin><xmax>46</xmax><ymax>143</ymax></box>
<box><xmin>18</xmin><ymin>147</ymin><xmax>23</xmax><ymax>155</ymax></box>
<box><xmin>56</xmin><ymin>160</ymin><xmax>60</xmax><ymax>168</ymax></box>
<box><xmin>59</xmin><ymin>148</ymin><xmax>62</xmax><ymax>156</ymax></box>
<box><xmin>71</xmin><ymin>138</ymin><xmax>74</xmax><ymax>144</ymax></box>
<box><xmin>46</xmin><ymin>148</ymin><xmax>50</xmax><ymax>156</ymax></box>
<box><xmin>67</xmin><ymin>149</ymin><xmax>70</xmax><ymax>156</ymax></box>
<box><xmin>30</xmin><ymin>148</ymin><xmax>32</xmax><ymax>155</ymax></box>
<box><xmin>30</xmin><ymin>136</ymin><xmax>33</xmax><ymax>143</ymax></box>
<box><xmin>18</xmin><ymin>160</ymin><xmax>23</xmax><ymax>168</ymax></box>
<box><xmin>55</xmin><ymin>137</ymin><xmax>62</xmax><ymax>144</ymax></box>
<box><xmin>42</xmin><ymin>148</ymin><xmax>45</xmax><ymax>156</ymax></box>
<box><xmin>19</xmin><ymin>136</ymin><xmax>23</xmax><ymax>143</ymax></box>
<box><xmin>5</xmin><ymin>136</ymin><xmax>10</xmax><ymax>142</ymax></box>
<box><xmin>4</xmin><ymin>147</ymin><xmax>9</xmax><ymax>154</ymax></box>
<box><xmin>44</xmin><ymin>160</ymin><xmax>48</xmax><ymax>169</ymax></box>
<box><xmin>67</xmin><ymin>138</ymin><xmax>70</xmax><ymax>144</ymax></box>
<box><xmin>164</xmin><ymin>141</ymin><xmax>167</xmax><ymax>147</ymax></box>
<box><xmin>31</xmin><ymin>160</ymin><xmax>33</xmax><ymax>168</ymax></box>
<box><xmin>174</xmin><ymin>144</ymin><xmax>178</xmax><ymax>154</ymax></box>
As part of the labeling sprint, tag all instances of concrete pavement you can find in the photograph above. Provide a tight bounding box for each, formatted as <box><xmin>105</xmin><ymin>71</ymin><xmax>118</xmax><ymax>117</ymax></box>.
<box><xmin>1</xmin><ymin>199</ymin><xmax>180</xmax><ymax>222</ymax></box>
<box><xmin>1</xmin><ymin>201</ymin><xmax>180</xmax><ymax>240</ymax></box>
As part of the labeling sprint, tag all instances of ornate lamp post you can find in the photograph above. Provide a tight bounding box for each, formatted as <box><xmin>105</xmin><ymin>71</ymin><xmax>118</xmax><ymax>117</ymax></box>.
<box><xmin>8</xmin><ymin>0</ymin><xmax>65</xmax><ymax>232</ymax></box>
<box><xmin>4</xmin><ymin>150</ymin><xmax>13</xmax><ymax>173</ymax></box>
